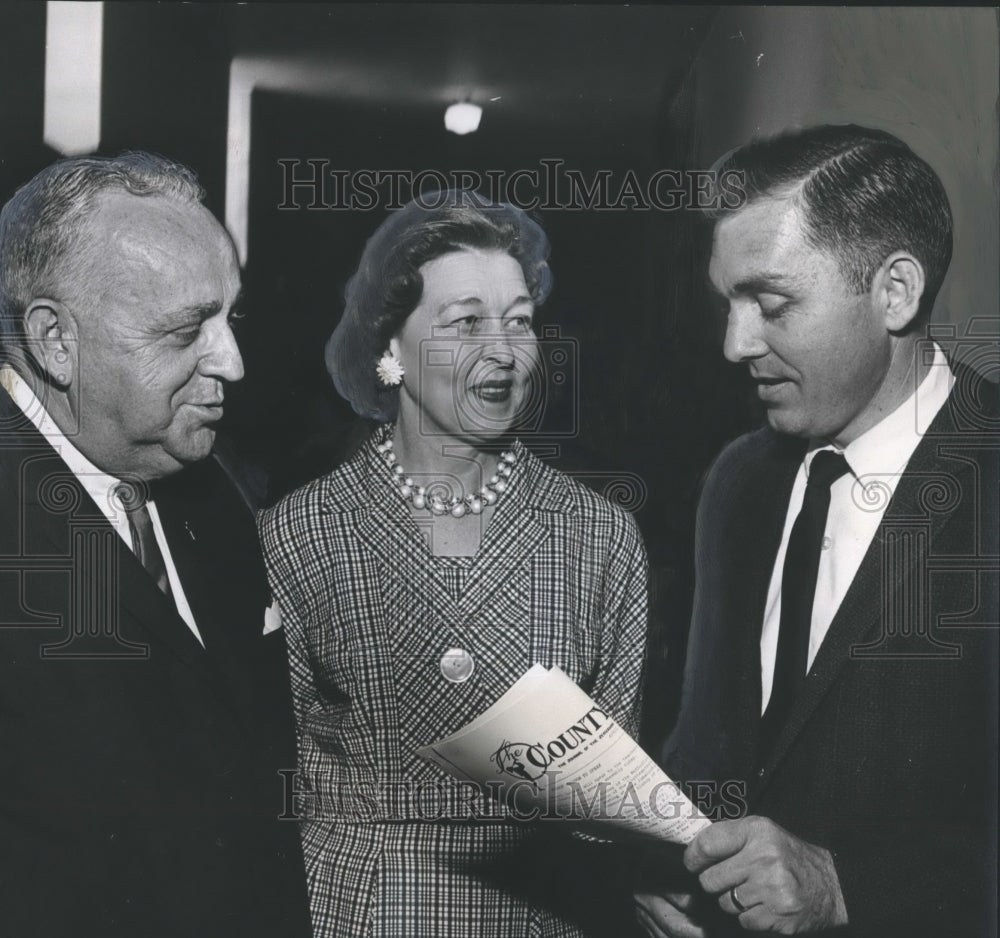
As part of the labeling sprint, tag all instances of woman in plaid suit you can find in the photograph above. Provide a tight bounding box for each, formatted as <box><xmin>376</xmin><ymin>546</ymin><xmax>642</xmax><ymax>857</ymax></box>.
<box><xmin>259</xmin><ymin>191</ymin><xmax>649</xmax><ymax>937</ymax></box>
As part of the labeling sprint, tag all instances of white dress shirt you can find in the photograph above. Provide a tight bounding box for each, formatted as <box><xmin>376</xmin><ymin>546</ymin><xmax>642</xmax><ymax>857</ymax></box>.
<box><xmin>759</xmin><ymin>344</ymin><xmax>954</xmax><ymax>712</ymax></box>
<box><xmin>1</xmin><ymin>366</ymin><xmax>204</xmax><ymax>646</ymax></box>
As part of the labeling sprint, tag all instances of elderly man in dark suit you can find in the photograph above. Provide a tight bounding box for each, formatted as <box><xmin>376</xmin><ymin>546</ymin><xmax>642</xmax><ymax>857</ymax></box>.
<box><xmin>636</xmin><ymin>125</ymin><xmax>997</xmax><ymax>937</ymax></box>
<box><xmin>0</xmin><ymin>154</ymin><xmax>311</xmax><ymax>937</ymax></box>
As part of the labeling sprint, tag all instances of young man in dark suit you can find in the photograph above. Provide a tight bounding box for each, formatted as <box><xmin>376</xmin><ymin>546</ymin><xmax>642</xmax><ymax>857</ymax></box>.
<box><xmin>636</xmin><ymin>126</ymin><xmax>997</xmax><ymax>937</ymax></box>
<box><xmin>0</xmin><ymin>153</ymin><xmax>311</xmax><ymax>937</ymax></box>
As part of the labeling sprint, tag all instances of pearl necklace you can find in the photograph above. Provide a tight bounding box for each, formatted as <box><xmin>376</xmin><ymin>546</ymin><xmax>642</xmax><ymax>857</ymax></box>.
<box><xmin>375</xmin><ymin>436</ymin><xmax>517</xmax><ymax>518</ymax></box>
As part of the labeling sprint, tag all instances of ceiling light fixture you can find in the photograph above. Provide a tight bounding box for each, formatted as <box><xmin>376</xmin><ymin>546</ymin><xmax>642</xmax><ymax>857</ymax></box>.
<box><xmin>444</xmin><ymin>102</ymin><xmax>482</xmax><ymax>136</ymax></box>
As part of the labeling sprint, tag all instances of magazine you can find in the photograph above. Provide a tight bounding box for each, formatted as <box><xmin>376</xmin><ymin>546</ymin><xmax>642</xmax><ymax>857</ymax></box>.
<box><xmin>417</xmin><ymin>665</ymin><xmax>710</xmax><ymax>844</ymax></box>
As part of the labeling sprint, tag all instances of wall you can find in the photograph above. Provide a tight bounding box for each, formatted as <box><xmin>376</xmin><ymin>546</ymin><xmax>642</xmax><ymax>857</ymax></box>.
<box><xmin>0</xmin><ymin>4</ymin><xmax>54</xmax><ymax>203</ymax></box>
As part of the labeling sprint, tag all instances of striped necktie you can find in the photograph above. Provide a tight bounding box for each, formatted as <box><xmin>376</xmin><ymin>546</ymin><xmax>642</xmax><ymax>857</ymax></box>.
<box><xmin>115</xmin><ymin>481</ymin><xmax>173</xmax><ymax>598</ymax></box>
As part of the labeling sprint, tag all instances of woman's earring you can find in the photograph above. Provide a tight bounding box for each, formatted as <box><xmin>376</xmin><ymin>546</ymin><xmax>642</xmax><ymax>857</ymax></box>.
<box><xmin>376</xmin><ymin>351</ymin><xmax>405</xmax><ymax>386</ymax></box>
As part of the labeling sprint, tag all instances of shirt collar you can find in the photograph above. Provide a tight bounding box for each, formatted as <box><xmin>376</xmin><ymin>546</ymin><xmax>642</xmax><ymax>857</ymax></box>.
<box><xmin>0</xmin><ymin>365</ymin><xmax>130</xmax><ymax>523</ymax></box>
<box><xmin>805</xmin><ymin>342</ymin><xmax>954</xmax><ymax>489</ymax></box>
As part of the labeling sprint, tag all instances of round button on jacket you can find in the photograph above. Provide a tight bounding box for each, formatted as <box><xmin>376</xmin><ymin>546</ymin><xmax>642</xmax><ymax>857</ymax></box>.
<box><xmin>440</xmin><ymin>647</ymin><xmax>475</xmax><ymax>683</ymax></box>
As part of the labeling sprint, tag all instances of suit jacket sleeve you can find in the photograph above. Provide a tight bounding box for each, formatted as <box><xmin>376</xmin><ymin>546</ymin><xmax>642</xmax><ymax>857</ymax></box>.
<box><xmin>662</xmin><ymin>432</ymin><xmax>768</xmax><ymax>789</ymax></box>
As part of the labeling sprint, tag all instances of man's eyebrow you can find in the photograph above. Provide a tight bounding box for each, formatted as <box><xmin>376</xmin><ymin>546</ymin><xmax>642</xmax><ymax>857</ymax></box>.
<box><xmin>706</xmin><ymin>273</ymin><xmax>796</xmax><ymax>297</ymax></box>
<box><xmin>187</xmin><ymin>302</ymin><xmax>222</xmax><ymax>319</ymax></box>
<box><xmin>731</xmin><ymin>274</ymin><xmax>795</xmax><ymax>294</ymax></box>
<box><xmin>163</xmin><ymin>289</ymin><xmax>245</xmax><ymax>325</ymax></box>
<box><xmin>153</xmin><ymin>302</ymin><xmax>218</xmax><ymax>329</ymax></box>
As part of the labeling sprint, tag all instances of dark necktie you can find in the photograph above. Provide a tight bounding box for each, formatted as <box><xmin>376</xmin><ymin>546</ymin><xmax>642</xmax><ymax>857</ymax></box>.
<box><xmin>760</xmin><ymin>450</ymin><xmax>850</xmax><ymax>757</ymax></box>
<box><xmin>115</xmin><ymin>481</ymin><xmax>173</xmax><ymax>599</ymax></box>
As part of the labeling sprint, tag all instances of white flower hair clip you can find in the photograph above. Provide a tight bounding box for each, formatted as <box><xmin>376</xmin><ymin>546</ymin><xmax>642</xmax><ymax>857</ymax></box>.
<box><xmin>376</xmin><ymin>351</ymin><xmax>405</xmax><ymax>387</ymax></box>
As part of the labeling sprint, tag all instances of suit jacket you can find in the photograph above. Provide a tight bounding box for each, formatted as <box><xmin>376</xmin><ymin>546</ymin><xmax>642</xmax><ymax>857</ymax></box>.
<box><xmin>664</xmin><ymin>367</ymin><xmax>998</xmax><ymax>938</ymax></box>
<box><xmin>0</xmin><ymin>390</ymin><xmax>311</xmax><ymax>938</ymax></box>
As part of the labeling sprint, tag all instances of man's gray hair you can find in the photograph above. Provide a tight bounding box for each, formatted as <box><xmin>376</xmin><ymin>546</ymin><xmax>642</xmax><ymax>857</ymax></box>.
<box><xmin>0</xmin><ymin>151</ymin><xmax>205</xmax><ymax>343</ymax></box>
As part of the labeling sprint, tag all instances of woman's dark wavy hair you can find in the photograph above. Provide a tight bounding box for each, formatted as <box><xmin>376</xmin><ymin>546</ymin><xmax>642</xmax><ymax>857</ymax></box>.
<box><xmin>715</xmin><ymin>124</ymin><xmax>953</xmax><ymax>322</ymax></box>
<box><xmin>325</xmin><ymin>189</ymin><xmax>552</xmax><ymax>421</ymax></box>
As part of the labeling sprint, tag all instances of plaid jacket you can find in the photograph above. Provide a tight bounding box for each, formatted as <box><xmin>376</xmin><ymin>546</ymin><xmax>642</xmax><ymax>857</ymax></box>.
<box><xmin>259</xmin><ymin>429</ymin><xmax>648</xmax><ymax>938</ymax></box>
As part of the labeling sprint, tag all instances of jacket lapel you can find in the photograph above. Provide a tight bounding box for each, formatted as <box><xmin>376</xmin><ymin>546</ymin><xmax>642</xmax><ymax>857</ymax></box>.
<box><xmin>3</xmin><ymin>401</ymin><xmax>215</xmax><ymax>675</ymax></box>
<box><xmin>728</xmin><ymin>434</ymin><xmax>803</xmax><ymax>776</ymax></box>
<box><xmin>756</xmin><ymin>389</ymin><xmax>979</xmax><ymax>789</ymax></box>
<box><xmin>351</xmin><ymin>497</ymin><xmax>459</xmax><ymax>621</ymax></box>
<box><xmin>115</xmin><ymin>541</ymin><xmax>218</xmax><ymax>673</ymax></box>
<box><xmin>457</xmin><ymin>445</ymin><xmax>557</xmax><ymax>621</ymax></box>
<box><xmin>153</xmin><ymin>456</ymin><xmax>281</xmax><ymax>716</ymax></box>
<box><xmin>24</xmin><ymin>463</ymin><xmax>213</xmax><ymax>672</ymax></box>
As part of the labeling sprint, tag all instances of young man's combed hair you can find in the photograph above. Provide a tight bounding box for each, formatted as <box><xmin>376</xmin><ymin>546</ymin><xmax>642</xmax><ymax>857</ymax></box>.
<box><xmin>715</xmin><ymin>125</ymin><xmax>952</xmax><ymax>320</ymax></box>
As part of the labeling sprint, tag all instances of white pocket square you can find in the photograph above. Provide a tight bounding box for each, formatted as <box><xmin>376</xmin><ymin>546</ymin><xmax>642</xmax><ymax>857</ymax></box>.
<box><xmin>263</xmin><ymin>601</ymin><xmax>283</xmax><ymax>635</ymax></box>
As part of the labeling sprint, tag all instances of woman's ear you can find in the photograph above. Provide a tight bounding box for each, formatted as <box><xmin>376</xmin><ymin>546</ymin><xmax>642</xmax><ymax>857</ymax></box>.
<box><xmin>23</xmin><ymin>300</ymin><xmax>76</xmax><ymax>388</ymax></box>
<box><xmin>874</xmin><ymin>251</ymin><xmax>926</xmax><ymax>333</ymax></box>
<box><xmin>388</xmin><ymin>335</ymin><xmax>401</xmax><ymax>360</ymax></box>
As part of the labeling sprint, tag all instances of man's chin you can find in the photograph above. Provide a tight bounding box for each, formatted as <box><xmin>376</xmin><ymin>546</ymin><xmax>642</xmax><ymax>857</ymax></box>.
<box><xmin>167</xmin><ymin>427</ymin><xmax>217</xmax><ymax>466</ymax></box>
<box><xmin>764</xmin><ymin>406</ymin><xmax>812</xmax><ymax>440</ymax></box>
